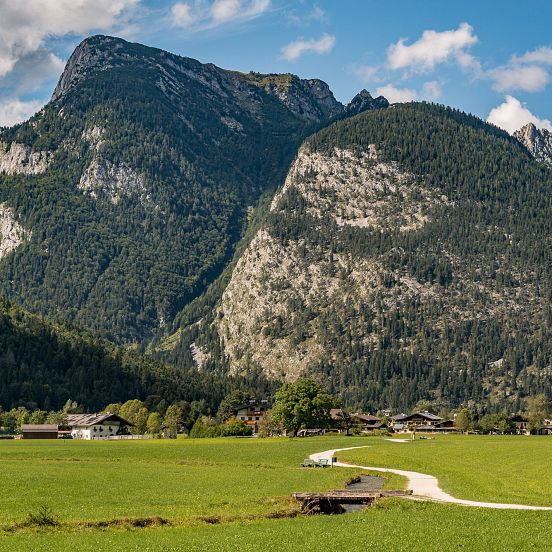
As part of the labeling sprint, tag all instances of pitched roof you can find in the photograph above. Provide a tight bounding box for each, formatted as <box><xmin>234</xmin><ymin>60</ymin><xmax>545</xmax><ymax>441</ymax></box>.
<box><xmin>66</xmin><ymin>413</ymin><xmax>132</xmax><ymax>427</ymax></box>
<box><xmin>393</xmin><ymin>411</ymin><xmax>444</xmax><ymax>422</ymax></box>
<box><xmin>233</xmin><ymin>400</ymin><xmax>272</xmax><ymax>412</ymax></box>
<box><xmin>21</xmin><ymin>424</ymin><xmax>58</xmax><ymax>432</ymax></box>
<box><xmin>354</xmin><ymin>414</ymin><xmax>382</xmax><ymax>423</ymax></box>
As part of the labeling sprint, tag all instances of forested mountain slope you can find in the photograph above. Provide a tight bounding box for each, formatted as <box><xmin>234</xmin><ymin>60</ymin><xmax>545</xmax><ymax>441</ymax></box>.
<box><xmin>0</xmin><ymin>35</ymin><xmax>352</xmax><ymax>343</ymax></box>
<box><xmin>0</xmin><ymin>295</ymin><xmax>273</xmax><ymax>411</ymax></box>
<box><xmin>167</xmin><ymin>103</ymin><xmax>552</xmax><ymax>411</ymax></box>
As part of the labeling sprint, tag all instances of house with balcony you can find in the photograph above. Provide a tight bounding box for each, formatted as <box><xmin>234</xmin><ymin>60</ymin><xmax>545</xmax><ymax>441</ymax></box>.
<box><xmin>233</xmin><ymin>400</ymin><xmax>272</xmax><ymax>433</ymax></box>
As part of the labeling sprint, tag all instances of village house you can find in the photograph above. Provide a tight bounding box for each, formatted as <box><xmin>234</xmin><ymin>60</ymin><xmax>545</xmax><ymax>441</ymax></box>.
<box><xmin>66</xmin><ymin>413</ymin><xmax>132</xmax><ymax>440</ymax></box>
<box><xmin>329</xmin><ymin>409</ymin><xmax>387</xmax><ymax>432</ymax></box>
<box><xmin>510</xmin><ymin>414</ymin><xmax>530</xmax><ymax>435</ymax></box>
<box><xmin>20</xmin><ymin>424</ymin><xmax>59</xmax><ymax>439</ymax></box>
<box><xmin>233</xmin><ymin>400</ymin><xmax>272</xmax><ymax>433</ymax></box>
<box><xmin>390</xmin><ymin>411</ymin><xmax>453</xmax><ymax>432</ymax></box>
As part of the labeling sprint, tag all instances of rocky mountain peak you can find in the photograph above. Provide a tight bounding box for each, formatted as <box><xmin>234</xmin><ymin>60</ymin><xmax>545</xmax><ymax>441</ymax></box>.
<box><xmin>52</xmin><ymin>35</ymin><xmax>123</xmax><ymax>101</ymax></box>
<box><xmin>514</xmin><ymin>122</ymin><xmax>552</xmax><ymax>165</ymax></box>
<box><xmin>345</xmin><ymin>89</ymin><xmax>389</xmax><ymax>116</ymax></box>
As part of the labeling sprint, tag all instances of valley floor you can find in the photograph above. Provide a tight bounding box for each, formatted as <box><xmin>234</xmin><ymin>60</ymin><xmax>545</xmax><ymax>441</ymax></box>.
<box><xmin>1</xmin><ymin>435</ymin><xmax>551</xmax><ymax>551</ymax></box>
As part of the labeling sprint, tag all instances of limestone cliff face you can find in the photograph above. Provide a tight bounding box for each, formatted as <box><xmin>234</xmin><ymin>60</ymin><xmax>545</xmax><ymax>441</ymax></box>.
<box><xmin>216</xmin><ymin>145</ymin><xmax>453</xmax><ymax>380</ymax></box>
<box><xmin>0</xmin><ymin>142</ymin><xmax>51</xmax><ymax>175</ymax></box>
<box><xmin>0</xmin><ymin>204</ymin><xmax>30</xmax><ymax>260</ymax></box>
<box><xmin>214</xmin><ymin>139</ymin><xmax>543</xmax><ymax>387</ymax></box>
<box><xmin>514</xmin><ymin>123</ymin><xmax>552</xmax><ymax>165</ymax></box>
<box><xmin>53</xmin><ymin>35</ymin><xmax>343</xmax><ymax>124</ymax></box>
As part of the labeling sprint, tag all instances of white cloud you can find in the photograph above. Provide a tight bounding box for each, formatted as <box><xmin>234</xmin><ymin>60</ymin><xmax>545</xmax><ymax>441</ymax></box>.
<box><xmin>281</xmin><ymin>33</ymin><xmax>335</xmax><ymax>62</ymax></box>
<box><xmin>0</xmin><ymin>98</ymin><xmax>45</xmax><ymax>127</ymax></box>
<box><xmin>170</xmin><ymin>0</ymin><xmax>270</xmax><ymax>30</ymax></box>
<box><xmin>487</xmin><ymin>95</ymin><xmax>552</xmax><ymax>134</ymax></box>
<box><xmin>171</xmin><ymin>3</ymin><xmax>197</xmax><ymax>27</ymax></box>
<box><xmin>349</xmin><ymin>64</ymin><xmax>380</xmax><ymax>83</ymax></box>
<box><xmin>375</xmin><ymin>84</ymin><xmax>417</xmax><ymax>103</ymax></box>
<box><xmin>374</xmin><ymin>81</ymin><xmax>442</xmax><ymax>104</ymax></box>
<box><xmin>514</xmin><ymin>46</ymin><xmax>552</xmax><ymax>65</ymax></box>
<box><xmin>488</xmin><ymin>64</ymin><xmax>549</xmax><ymax>93</ymax></box>
<box><xmin>0</xmin><ymin>0</ymin><xmax>138</xmax><ymax>79</ymax></box>
<box><xmin>486</xmin><ymin>46</ymin><xmax>552</xmax><ymax>93</ymax></box>
<box><xmin>387</xmin><ymin>22</ymin><xmax>478</xmax><ymax>73</ymax></box>
<box><xmin>421</xmin><ymin>80</ymin><xmax>442</xmax><ymax>100</ymax></box>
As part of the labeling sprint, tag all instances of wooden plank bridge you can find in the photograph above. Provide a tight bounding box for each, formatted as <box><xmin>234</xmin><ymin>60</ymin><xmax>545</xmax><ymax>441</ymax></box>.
<box><xmin>293</xmin><ymin>490</ymin><xmax>412</xmax><ymax>513</ymax></box>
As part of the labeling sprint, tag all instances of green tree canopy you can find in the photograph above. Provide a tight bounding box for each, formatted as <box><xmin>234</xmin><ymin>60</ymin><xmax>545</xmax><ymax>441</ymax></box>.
<box><xmin>216</xmin><ymin>390</ymin><xmax>254</xmax><ymax>421</ymax></box>
<box><xmin>272</xmin><ymin>379</ymin><xmax>335</xmax><ymax>437</ymax></box>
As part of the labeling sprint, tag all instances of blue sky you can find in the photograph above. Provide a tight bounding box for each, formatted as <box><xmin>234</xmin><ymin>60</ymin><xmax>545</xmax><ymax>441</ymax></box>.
<box><xmin>1</xmin><ymin>0</ymin><xmax>551</xmax><ymax>133</ymax></box>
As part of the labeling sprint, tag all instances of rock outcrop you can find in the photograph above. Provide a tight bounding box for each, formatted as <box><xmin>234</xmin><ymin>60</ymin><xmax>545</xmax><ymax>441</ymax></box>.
<box><xmin>0</xmin><ymin>142</ymin><xmax>51</xmax><ymax>175</ymax></box>
<box><xmin>514</xmin><ymin>123</ymin><xmax>552</xmax><ymax>165</ymax></box>
<box><xmin>0</xmin><ymin>204</ymin><xmax>30</xmax><ymax>260</ymax></box>
<box><xmin>344</xmin><ymin>89</ymin><xmax>389</xmax><ymax>116</ymax></box>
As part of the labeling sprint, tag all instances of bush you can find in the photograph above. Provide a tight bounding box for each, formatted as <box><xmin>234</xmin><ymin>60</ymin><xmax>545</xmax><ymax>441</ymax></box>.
<box><xmin>25</xmin><ymin>505</ymin><xmax>58</xmax><ymax>527</ymax></box>
<box><xmin>188</xmin><ymin>417</ymin><xmax>252</xmax><ymax>438</ymax></box>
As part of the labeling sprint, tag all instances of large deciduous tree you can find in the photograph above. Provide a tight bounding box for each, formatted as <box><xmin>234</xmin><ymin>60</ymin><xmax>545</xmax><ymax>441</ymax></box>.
<box><xmin>272</xmin><ymin>379</ymin><xmax>335</xmax><ymax>437</ymax></box>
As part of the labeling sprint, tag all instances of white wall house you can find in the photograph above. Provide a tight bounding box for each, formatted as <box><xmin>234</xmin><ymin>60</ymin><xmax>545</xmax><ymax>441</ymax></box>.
<box><xmin>66</xmin><ymin>413</ymin><xmax>132</xmax><ymax>440</ymax></box>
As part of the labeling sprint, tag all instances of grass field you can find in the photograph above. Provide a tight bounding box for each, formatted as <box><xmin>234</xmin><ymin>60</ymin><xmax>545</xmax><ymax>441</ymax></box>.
<box><xmin>1</xmin><ymin>435</ymin><xmax>552</xmax><ymax>551</ymax></box>
<box><xmin>340</xmin><ymin>434</ymin><xmax>552</xmax><ymax>505</ymax></box>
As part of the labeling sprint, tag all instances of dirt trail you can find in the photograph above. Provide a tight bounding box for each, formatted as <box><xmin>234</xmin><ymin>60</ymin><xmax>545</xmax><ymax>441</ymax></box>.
<box><xmin>309</xmin><ymin>445</ymin><xmax>552</xmax><ymax>510</ymax></box>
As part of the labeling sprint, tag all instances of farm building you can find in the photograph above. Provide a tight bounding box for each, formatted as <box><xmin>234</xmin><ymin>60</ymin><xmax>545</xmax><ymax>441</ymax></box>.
<box><xmin>66</xmin><ymin>413</ymin><xmax>132</xmax><ymax>440</ymax></box>
<box><xmin>233</xmin><ymin>400</ymin><xmax>272</xmax><ymax>433</ymax></box>
<box><xmin>391</xmin><ymin>412</ymin><xmax>449</xmax><ymax>432</ymax></box>
<box><xmin>329</xmin><ymin>410</ymin><xmax>388</xmax><ymax>432</ymax></box>
<box><xmin>20</xmin><ymin>424</ymin><xmax>59</xmax><ymax>439</ymax></box>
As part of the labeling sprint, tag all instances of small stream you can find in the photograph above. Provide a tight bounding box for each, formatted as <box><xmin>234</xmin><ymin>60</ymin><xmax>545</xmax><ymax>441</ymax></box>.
<box><xmin>343</xmin><ymin>475</ymin><xmax>385</xmax><ymax>512</ymax></box>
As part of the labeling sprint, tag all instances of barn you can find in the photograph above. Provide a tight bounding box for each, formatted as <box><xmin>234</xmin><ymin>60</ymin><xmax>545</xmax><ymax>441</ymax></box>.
<box><xmin>20</xmin><ymin>424</ymin><xmax>59</xmax><ymax>439</ymax></box>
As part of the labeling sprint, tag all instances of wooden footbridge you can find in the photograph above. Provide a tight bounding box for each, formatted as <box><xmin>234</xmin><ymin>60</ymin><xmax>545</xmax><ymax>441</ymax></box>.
<box><xmin>293</xmin><ymin>489</ymin><xmax>412</xmax><ymax>514</ymax></box>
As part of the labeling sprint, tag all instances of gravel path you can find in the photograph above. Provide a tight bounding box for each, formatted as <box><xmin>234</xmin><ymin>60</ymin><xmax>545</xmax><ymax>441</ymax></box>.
<box><xmin>309</xmin><ymin>445</ymin><xmax>552</xmax><ymax>510</ymax></box>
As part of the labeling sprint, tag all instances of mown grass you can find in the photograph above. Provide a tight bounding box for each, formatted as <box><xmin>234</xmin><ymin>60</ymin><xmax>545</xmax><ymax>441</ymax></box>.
<box><xmin>0</xmin><ymin>436</ymin><xmax>365</xmax><ymax>525</ymax></box>
<box><xmin>340</xmin><ymin>434</ymin><xmax>552</xmax><ymax>505</ymax></box>
<box><xmin>1</xmin><ymin>435</ymin><xmax>552</xmax><ymax>551</ymax></box>
<box><xmin>3</xmin><ymin>501</ymin><xmax>552</xmax><ymax>552</ymax></box>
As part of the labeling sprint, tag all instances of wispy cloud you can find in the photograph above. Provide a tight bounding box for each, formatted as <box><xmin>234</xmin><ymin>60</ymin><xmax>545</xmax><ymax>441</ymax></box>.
<box><xmin>387</xmin><ymin>23</ymin><xmax>478</xmax><ymax>74</ymax></box>
<box><xmin>488</xmin><ymin>65</ymin><xmax>549</xmax><ymax>93</ymax></box>
<box><xmin>0</xmin><ymin>98</ymin><xmax>45</xmax><ymax>127</ymax></box>
<box><xmin>286</xmin><ymin>4</ymin><xmax>328</xmax><ymax>25</ymax></box>
<box><xmin>487</xmin><ymin>46</ymin><xmax>552</xmax><ymax>93</ymax></box>
<box><xmin>281</xmin><ymin>33</ymin><xmax>335</xmax><ymax>62</ymax></box>
<box><xmin>348</xmin><ymin>64</ymin><xmax>381</xmax><ymax>83</ymax></box>
<box><xmin>170</xmin><ymin>0</ymin><xmax>270</xmax><ymax>30</ymax></box>
<box><xmin>374</xmin><ymin>84</ymin><xmax>417</xmax><ymax>103</ymax></box>
<box><xmin>0</xmin><ymin>0</ymin><xmax>139</xmax><ymax>126</ymax></box>
<box><xmin>487</xmin><ymin>95</ymin><xmax>552</xmax><ymax>134</ymax></box>
<box><xmin>374</xmin><ymin>80</ymin><xmax>442</xmax><ymax>104</ymax></box>
<box><xmin>0</xmin><ymin>0</ymin><xmax>138</xmax><ymax>79</ymax></box>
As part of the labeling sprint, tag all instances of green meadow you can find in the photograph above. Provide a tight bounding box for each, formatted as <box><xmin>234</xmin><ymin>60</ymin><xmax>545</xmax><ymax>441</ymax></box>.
<box><xmin>340</xmin><ymin>434</ymin><xmax>552</xmax><ymax>505</ymax></box>
<box><xmin>1</xmin><ymin>435</ymin><xmax>552</xmax><ymax>551</ymax></box>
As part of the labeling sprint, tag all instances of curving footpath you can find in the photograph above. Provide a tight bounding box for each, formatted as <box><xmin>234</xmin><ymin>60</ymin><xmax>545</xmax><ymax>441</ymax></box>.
<box><xmin>309</xmin><ymin>445</ymin><xmax>552</xmax><ymax>510</ymax></box>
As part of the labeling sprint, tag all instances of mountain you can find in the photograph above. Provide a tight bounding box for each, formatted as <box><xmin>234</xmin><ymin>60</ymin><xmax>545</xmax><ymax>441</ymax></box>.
<box><xmin>514</xmin><ymin>123</ymin><xmax>552</xmax><ymax>165</ymax></box>
<box><xmin>0</xmin><ymin>35</ymin><xmax>346</xmax><ymax>343</ymax></box>
<box><xmin>0</xmin><ymin>295</ymin><xmax>267</xmax><ymax>412</ymax></box>
<box><xmin>343</xmin><ymin>89</ymin><xmax>389</xmax><ymax>116</ymax></box>
<box><xmin>165</xmin><ymin>103</ymin><xmax>552</xmax><ymax>412</ymax></box>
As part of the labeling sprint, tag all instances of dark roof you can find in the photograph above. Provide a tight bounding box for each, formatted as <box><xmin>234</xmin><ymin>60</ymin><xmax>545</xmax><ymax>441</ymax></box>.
<box><xmin>390</xmin><ymin>413</ymin><xmax>408</xmax><ymax>420</ymax></box>
<box><xmin>354</xmin><ymin>414</ymin><xmax>382</xmax><ymax>423</ymax></box>
<box><xmin>233</xmin><ymin>400</ymin><xmax>272</xmax><ymax>412</ymax></box>
<box><xmin>21</xmin><ymin>424</ymin><xmax>58</xmax><ymax>432</ymax></box>
<box><xmin>66</xmin><ymin>413</ymin><xmax>132</xmax><ymax>427</ymax></box>
<box><xmin>393</xmin><ymin>412</ymin><xmax>444</xmax><ymax>422</ymax></box>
